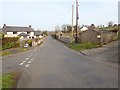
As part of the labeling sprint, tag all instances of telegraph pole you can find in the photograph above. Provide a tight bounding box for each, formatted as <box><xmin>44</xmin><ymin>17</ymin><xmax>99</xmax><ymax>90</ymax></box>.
<box><xmin>71</xmin><ymin>3</ymin><xmax>74</xmax><ymax>43</ymax></box>
<box><xmin>75</xmin><ymin>0</ymin><xmax>79</xmax><ymax>43</ymax></box>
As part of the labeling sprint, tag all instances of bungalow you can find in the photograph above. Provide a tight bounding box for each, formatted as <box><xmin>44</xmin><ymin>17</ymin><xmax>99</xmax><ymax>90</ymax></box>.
<box><xmin>34</xmin><ymin>31</ymin><xmax>43</xmax><ymax>39</ymax></box>
<box><xmin>80</xmin><ymin>29</ymin><xmax>115</xmax><ymax>45</ymax></box>
<box><xmin>2</xmin><ymin>24</ymin><xmax>34</xmax><ymax>40</ymax></box>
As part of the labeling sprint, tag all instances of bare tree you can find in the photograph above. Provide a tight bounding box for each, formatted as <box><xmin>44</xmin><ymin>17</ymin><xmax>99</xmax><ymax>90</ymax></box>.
<box><xmin>62</xmin><ymin>24</ymin><xmax>72</xmax><ymax>33</ymax></box>
<box><xmin>89</xmin><ymin>24</ymin><xmax>96</xmax><ymax>30</ymax></box>
<box><xmin>55</xmin><ymin>25</ymin><xmax>60</xmax><ymax>32</ymax></box>
<box><xmin>108</xmin><ymin>21</ymin><xmax>114</xmax><ymax>27</ymax></box>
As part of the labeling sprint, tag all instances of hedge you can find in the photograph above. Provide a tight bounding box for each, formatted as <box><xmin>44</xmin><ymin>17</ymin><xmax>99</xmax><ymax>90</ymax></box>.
<box><xmin>2</xmin><ymin>37</ymin><xmax>20</xmax><ymax>50</ymax></box>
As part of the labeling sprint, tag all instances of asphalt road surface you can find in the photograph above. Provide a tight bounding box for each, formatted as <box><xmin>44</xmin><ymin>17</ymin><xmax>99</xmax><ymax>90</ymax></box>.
<box><xmin>2</xmin><ymin>36</ymin><xmax>118</xmax><ymax>88</ymax></box>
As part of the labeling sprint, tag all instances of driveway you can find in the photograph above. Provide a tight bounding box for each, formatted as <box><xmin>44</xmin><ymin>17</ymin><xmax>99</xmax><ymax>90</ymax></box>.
<box><xmin>81</xmin><ymin>40</ymin><xmax>119</xmax><ymax>68</ymax></box>
<box><xmin>2</xmin><ymin>36</ymin><xmax>118</xmax><ymax>88</ymax></box>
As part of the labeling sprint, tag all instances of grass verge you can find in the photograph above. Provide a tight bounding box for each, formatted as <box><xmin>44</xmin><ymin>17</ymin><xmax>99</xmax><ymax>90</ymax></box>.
<box><xmin>2</xmin><ymin>70</ymin><xmax>22</xmax><ymax>89</ymax></box>
<box><xmin>1</xmin><ymin>48</ymin><xmax>30</xmax><ymax>57</ymax></box>
<box><xmin>67</xmin><ymin>42</ymin><xmax>100</xmax><ymax>51</ymax></box>
<box><xmin>2</xmin><ymin>51</ymin><xmax>12</xmax><ymax>56</ymax></box>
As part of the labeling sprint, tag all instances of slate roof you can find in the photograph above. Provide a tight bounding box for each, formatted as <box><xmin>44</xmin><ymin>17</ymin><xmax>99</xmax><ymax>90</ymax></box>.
<box><xmin>34</xmin><ymin>31</ymin><xmax>42</xmax><ymax>36</ymax></box>
<box><xmin>97</xmin><ymin>30</ymin><xmax>111</xmax><ymax>33</ymax></box>
<box><xmin>18</xmin><ymin>33</ymin><xmax>29</xmax><ymax>36</ymax></box>
<box><xmin>2</xmin><ymin>26</ymin><xmax>34</xmax><ymax>33</ymax></box>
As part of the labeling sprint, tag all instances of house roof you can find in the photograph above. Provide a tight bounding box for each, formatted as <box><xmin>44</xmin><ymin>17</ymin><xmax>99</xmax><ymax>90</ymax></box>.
<box><xmin>97</xmin><ymin>30</ymin><xmax>111</xmax><ymax>33</ymax></box>
<box><xmin>18</xmin><ymin>33</ymin><xmax>29</xmax><ymax>37</ymax></box>
<box><xmin>2</xmin><ymin>26</ymin><xmax>34</xmax><ymax>33</ymax></box>
<box><xmin>34</xmin><ymin>31</ymin><xmax>42</xmax><ymax>36</ymax></box>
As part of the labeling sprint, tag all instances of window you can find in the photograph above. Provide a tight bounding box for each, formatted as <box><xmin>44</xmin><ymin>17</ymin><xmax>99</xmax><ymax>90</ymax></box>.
<box><xmin>27</xmin><ymin>32</ymin><xmax>30</xmax><ymax>34</ymax></box>
<box><xmin>13</xmin><ymin>32</ymin><xmax>17</xmax><ymax>34</ymax></box>
<box><xmin>36</xmin><ymin>35</ymin><xmax>39</xmax><ymax>38</ymax></box>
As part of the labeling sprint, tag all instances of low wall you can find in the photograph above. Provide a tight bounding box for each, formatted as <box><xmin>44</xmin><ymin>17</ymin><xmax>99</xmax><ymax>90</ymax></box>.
<box><xmin>32</xmin><ymin>39</ymin><xmax>43</xmax><ymax>47</ymax></box>
<box><xmin>57</xmin><ymin>36</ymin><xmax>71</xmax><ymax>44</ymax></box>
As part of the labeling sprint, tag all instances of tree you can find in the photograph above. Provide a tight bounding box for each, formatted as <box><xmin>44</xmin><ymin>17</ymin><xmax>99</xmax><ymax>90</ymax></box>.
<box><xmin>42</xmin><ymin>31</ymin><xmax>48</xmax><ymax>36</ymax></box>
<box><xmin>55</xmin><ymin>25</ymin><xmax>60</xmax><ymax>31</ymax></box>
<box><xmin>66</xmin><ymin>25</ymin><xmax>72</xmax><ymax>33</ymax></box>
<box><xmin>89</xmin><ymin>24</ymin><xmax>96</xmax><ymax>30</ymax></box>
<box><xmin>108</xmin><ymin>21</ymin><xmax>114</xmax><ymax>27</ymax></box>
<box><xmin>62</xmin><ymin>24</ymin><xmax>68</xmax><ymax>33</ymax></box>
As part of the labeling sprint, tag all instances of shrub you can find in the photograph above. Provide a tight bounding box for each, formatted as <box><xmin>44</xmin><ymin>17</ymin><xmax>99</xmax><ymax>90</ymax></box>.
<box><xmin>2</xmin><ymin>37</ymin><xmax>20</xmax><ymax>50</ymax></box>
<box><xmin>26</xmin><ymin>40</ymin><xmax>32</xmax><ymax>47</ymax></box>
<box><xmin>68</xmin><ymin>42</ymin><xmax>98</xmax><ymax>51</ymax></box>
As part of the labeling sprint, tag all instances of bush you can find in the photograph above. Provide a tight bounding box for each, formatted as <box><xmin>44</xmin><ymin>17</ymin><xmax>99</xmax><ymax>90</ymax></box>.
<box><xmin>26</xmin><ymin>40</ymin><xmax>32</xmax><ymax>47</ymax></box>
<box><xmin>68</xmin><ymin>42</ymin><xmax>98</xmax><ymax>51</ymax></box>
<box><xmin>2</xmin><ymin>37</ymin><xmax>20</xmax><ymax>50</ymax></box>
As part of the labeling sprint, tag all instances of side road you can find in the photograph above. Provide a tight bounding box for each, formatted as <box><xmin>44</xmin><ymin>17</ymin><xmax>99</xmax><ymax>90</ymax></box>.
<box><xmin>80</xmin><ymin>40</ymin><xmax>119</xmax><ymax>68</ymax></box>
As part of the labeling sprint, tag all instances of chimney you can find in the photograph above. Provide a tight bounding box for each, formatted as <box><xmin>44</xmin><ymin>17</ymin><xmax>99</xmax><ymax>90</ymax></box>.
<box><xmin>29</xmin><ymin>25</ymin><xmax>31</xmax><ymax>28</ymax></box>
<box><xmin>3</xmin><ymin>24</ymin><xmax>6</xmax><ymax>28</ymax></box>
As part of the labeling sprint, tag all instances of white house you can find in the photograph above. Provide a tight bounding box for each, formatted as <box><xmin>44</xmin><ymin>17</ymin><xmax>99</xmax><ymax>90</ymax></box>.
<box><xmin>80</xmin><ymin>27</ymin><xmax>88</xmax><ymax>31</ymax></box>
<box><xmin>2</xmin><ymin>24</ymin><xmax>34</xmax><ymax>40</ymax></box>
<box><xmin>34</xmin><ymin>31</ymin><xmax>43</xmax><ymax>39</ymax></box>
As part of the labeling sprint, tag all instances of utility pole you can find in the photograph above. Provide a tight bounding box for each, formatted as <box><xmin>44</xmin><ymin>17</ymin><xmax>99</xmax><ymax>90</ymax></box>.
<box><xmin>71</xmin><ymin>3</ymin><xmax>74</xmax><ymax>43</ymax></box>
<box><xmin>75</xmin><ymin>0</ymin><xmax>79</xmax><ymax>43</ymax></box>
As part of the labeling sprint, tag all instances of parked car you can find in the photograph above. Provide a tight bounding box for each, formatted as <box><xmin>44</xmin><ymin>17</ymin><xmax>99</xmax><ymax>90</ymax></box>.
<box><xmin>24</xmin><ymin>43</ymin><xmax>29</xmax><ymax>48</ymax></box>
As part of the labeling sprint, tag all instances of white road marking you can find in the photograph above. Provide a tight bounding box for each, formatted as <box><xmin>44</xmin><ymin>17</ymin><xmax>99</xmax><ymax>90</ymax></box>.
<box><xmin>22</xmin><ymin>61</ymin><xmax>26</xmax><ymax>63</ymax></box>
<box><xmin>28</xmin><ymin>61</ymin><xmax>31</xmax><ymax>64</ymax></box>
<box><xmin>19</xmin><ymin>57</ymin><xmax>29</xmax><ymax>66</ymax></box>
<box><xmin>19</xmin><ymin>63</ymin><xmax>24</xmax><ymax>66</ymax></box>
<box><xmin>19</xmin><ymin>60</ymin><xmax>26</xmax><ymax>66</ymax></box>
<box><xmin>25</xmin><ymin>64</ymin><xmax>30</xmax><ymax>68</ymax></box>
<box><xmin>28</xmin><ymin>58</ymin><xmax>34</xmax><ymax>64</ymax></box>
<box><xmin>26</xmin><ymin>58</ymin><xmax>29</xmax><ymax>60</ymax></box>
<box><xmin>31</xmin><ymin>59</ymin><xmax>34</xmax><ymax>61</ymax></box>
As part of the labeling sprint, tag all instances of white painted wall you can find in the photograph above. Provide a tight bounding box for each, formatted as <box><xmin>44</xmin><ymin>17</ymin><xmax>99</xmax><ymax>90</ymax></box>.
<box><xmin>5</xmin><ymin>31</ymin><xmax>34</xmax><ymax>39</ymax></box>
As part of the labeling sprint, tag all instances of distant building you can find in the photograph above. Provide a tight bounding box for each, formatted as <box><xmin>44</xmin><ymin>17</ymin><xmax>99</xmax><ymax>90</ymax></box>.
<box><xmin>34</xmin><ymin>31</ymin><xmax>43</xmax><ymax>38</ymax></box>
<box><xmin>2</xmin><ymin>24</ymin><xmax>34</xmax><ymax>40</ymax></box>
<box><xmin>80</xmin><ymin>27</ymin><xmax>88</xmax><ymax>31</ymax></box>
<box><xmin>80</xmin><ymin>29</ymin><xmax>116</xmax><ymax>44</ymax></box>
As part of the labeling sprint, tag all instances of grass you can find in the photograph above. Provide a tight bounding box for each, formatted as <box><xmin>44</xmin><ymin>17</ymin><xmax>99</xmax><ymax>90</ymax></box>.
<box><xmin>1</xmin><ymin>48</ymin><xmax>29</xmax><ymax>57</ymax></box>
<box><xmin>18</xmin><ymin>48</ymin><xmax>28</xmax><ymax>52</ymax></box>
<box><xmin>68</xmin><ymin>42</ymin><xmax>99</xmax><ymax>51</ymax></box>
<box><xmin>0</xmin><ymin>75</ymin><xmax>2</xmax><ymax>90</ymax></box>
<box><xmin>2</xmin><ymin>71</ymin><xmax>22</xmax><ymax>89</ymax></box>
<box><xmin>2</xmin><ymin>51</ymin><xmax>12</xmax><ymax>56</ymax></box>
<box><xmin>1</xmin><ymin>40</ymin><xmax>44</xmax><ymax>57</ymax></box>
<box><xmin>2</xmin><ymin>73</ymin><xmax>15</xmax><ymax>89</ymax></box>
<box><xmin>98</xmin><ymin>27</ymin><xmax>118</xmax><ymax>31</ymax></box>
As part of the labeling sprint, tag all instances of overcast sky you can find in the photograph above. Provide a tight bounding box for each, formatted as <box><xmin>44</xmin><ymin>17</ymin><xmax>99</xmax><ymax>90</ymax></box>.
<box><xmin>0</xmin><ymin>0</ymin><xmax>119</xmax><ymax>31</ymax></box>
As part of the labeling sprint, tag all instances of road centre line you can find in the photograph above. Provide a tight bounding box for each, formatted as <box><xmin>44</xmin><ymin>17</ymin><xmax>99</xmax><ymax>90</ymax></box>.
<box><xmin>28</xmin><ymin>61</ymin><xmax>31</xmax><ymax>64</ymax></box>
<box><xmin>25</xmin><ymin>64</ymin><xmax>30</xmax><ymax>68</ymax></box>
<box><xmin>19</xmin><ymin>51</ymin><xmax>35</xmax><ymax>66</ymax></box>
<box><xmin>19</xmin><ymin>63</ymin><xmax>24</xmax><ymax>66</ymax></box>
<box><xmin>26</xmin><ymin>58</ymin><xmax>29</xmax><ymax>60</ymax></box>
<box><xmin>19</xmin><ymin>57</ymin><xmax>29</xmax><ymax>66</ymax></box>
<box><xmin>28</xmin><ymin>58</ymin><xmax>34</xmax><ymax>63</ymax></box>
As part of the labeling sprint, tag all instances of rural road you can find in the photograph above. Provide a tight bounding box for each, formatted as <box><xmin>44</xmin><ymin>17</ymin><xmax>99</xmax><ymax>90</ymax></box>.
<box><xmin>2</xmin><ymin>36</ymin><xmax>118</xmax><ymax>88</ymax></box>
